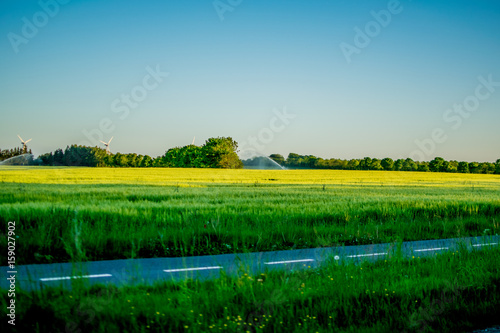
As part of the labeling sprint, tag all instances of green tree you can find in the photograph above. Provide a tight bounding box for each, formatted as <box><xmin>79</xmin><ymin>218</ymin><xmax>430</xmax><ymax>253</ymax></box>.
<box><xmin>347</xmin><ymin>159</ymin><xmax>360</xmax><ymax>170</ymax></box>
<box><xmin>381</xmin><ymin>158</ymin><xmax>394</xmax><ymax>171</ymax></box>
<box><xmin>457</xmin><ymin>161</ymin><xmax>469</xmax><ymax>173</ymax></box>
<box><xmin>417</xmin><ymin>162</ymin><xmax>430</xmax><ymax>172</ymax></box>
<box><xmin>360</xmin><ymin>157</ymin><xmax>372</xmax><ymax>170</ymax></box>
<box><xmin>394</xmin><ymin>159</ymin><xmax>404</xmax><ymax>171</ymax></box>
<box><xmin>140</xmin><ymin>155</ymin><xmax>153</xmax><ymax>167</ymax></box>
<box><xmin>201</xmin><ymin>137</ymin><xmax>242</xmax><ymax>169</ymax></box>
<box><xmin>469</xmin><ymin>162</ymin><xmax>480</xmax><ymax>173</ymax></box>
<box><xmin>39</xmin><ymin>152</ymin><xmax>53</xmax><ymax>166</ymax></box>
<box><xmin>269</xmin><ymin>154</ymin><xmax>285</xmax><ymax>165</ymax></box>
<box><xmin>429</xmin><ymin>157</ymin><xmax>445</xmax><ymax>172</ymax></box>
<box><xmin>370</xmin><ymin>159</ymin><xmax>383</xmax><ymax>170</ymax></box>
<box><xmin>403</xmin><ymin>158</ymin><xmax>418</xmax><ymax>171</ymax></box>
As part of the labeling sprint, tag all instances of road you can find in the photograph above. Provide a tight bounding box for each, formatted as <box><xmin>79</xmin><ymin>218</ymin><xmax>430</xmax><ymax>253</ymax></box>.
<box><xmin>2</xmin><ymin>235</ymin><xmax>498</xmax><ymax>291</ymax></box>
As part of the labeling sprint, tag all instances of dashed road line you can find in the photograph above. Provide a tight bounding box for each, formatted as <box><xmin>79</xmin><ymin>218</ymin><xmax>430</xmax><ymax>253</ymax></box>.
<box><xmin>163</xmin><ymin>266</ymin><xmax>222</xmax><ymax>273</ymax></box>
<box><xmin>40</xmin><ymin>274</ymin><xmax>112</xmax><ymax>282</ymax></box>
<box><xmin>264</xmin><ymin>259</ymin><xmax>315</xmax><ymax>265</ymax></box>
<box><xmin>414</xmin><ymin>247</ymin><xmax>448</xmax><ymax>252</ymax></box>
<box><xmin>346</xmin><ymin>253</ymin><xmax>386</xmax><ymax>258</ymax></box>
<box><xmin>473</xmin><ymin>243</ymin><xmax>498</xmax><ymax>247</ymax></box>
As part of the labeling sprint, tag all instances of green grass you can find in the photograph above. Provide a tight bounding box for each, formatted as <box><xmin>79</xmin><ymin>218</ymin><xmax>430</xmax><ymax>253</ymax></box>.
<box><xmin>1</xmin><ymin>167</ymin><xmax>500</xmax><ymax>332</ymax></box>
<box><xmin>1</xmin><ymin>176</ymin><xmax>499</xmax><ymax>265</ymax></box>
<box><xmin>2</xmin><ymin>246</ymin><xmax>500</xmax><ymax>333</ymax></box>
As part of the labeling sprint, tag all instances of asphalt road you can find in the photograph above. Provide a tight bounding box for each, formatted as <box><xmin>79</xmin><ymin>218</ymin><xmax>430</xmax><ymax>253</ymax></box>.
<box><xmin>2</xmin><ymin>235</ymin><xmax>498</xmax><ymax>291</ymax></box>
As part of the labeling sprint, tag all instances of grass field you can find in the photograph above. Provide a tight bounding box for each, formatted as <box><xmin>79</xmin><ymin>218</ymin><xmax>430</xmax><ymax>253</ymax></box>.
<box><xmin>1</xmin><ymin>166</ymin><xmax>499</xmax><ymax>265</ymax></box>
<box><xmin>2</xmin><ymin>245</ymin><xmax>500</xmax><ymax>332</ymax></box>
<box><xmin>1</xmin><ymin>166</ymin><xmax>500</xmax><ymax>332</ymax></box>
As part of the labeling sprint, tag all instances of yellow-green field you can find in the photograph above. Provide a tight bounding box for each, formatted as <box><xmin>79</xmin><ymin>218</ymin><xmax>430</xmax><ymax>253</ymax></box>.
<box><xmin>1</xmin><ymin>166</ymin><xmax>499</xmax><ymax>265</ymax></box>
<box><xmin>1</xmin><ymin>167</ymin><xmax>500</xmax><ymax>332</ymax></box>
<box><xmin>1</xmin><ymin>166</ymin><xmax>499</xmax><ymax>187</ymax></box>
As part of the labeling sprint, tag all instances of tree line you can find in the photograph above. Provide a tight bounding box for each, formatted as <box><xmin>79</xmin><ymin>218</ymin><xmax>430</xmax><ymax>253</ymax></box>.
<box><xmin>0</xmin><ymin>147</ymin><xmax>32</xmax><ymax>161</ymax></box>
<box><xmin>244</xmin><ymin>153</ymin><xmax>500</xmax><ymax>174</ymax></box>
<box><xmin>37</xmin><ymin>137</ymin><xmax>243</xmax><ymax>169</ymax></box>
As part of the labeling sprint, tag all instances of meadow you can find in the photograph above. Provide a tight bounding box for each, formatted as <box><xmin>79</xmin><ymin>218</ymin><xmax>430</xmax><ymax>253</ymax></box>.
<box><xmin>0</xmin><ymin>166</ymin><xmax>499</xmax><ymax>265</ymax></box>
<box><xmin>2</xmin><ymin>245</ymin><xmax>500</xmax><ymax>332</ymax></box>
<box><xmin>1</xmin><ymin>166</ymin><xmax>500</xmax><ymax>332</ymax></box>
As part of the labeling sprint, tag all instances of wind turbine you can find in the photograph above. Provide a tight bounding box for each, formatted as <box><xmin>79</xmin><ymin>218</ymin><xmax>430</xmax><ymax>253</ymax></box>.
<box><xmin>100</xmin><ymin>137</ymin><xmax>113</xmax><ymax>155</ymax></box>
<box><xmin>191</xmin><ymin>136</ymin><xmax>196</xmax><ymax>145</ymax></box>
<box><xmin>17</xmin><ymin>135</ymin><xmax>32</xmax><ymax>154</ymax></box>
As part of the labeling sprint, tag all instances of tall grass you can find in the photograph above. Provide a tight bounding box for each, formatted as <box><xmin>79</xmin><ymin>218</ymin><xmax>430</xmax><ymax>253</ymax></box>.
<box><xmin>2</xmin><ymin>247</ymin><xmax>499</xmax><ymax>332</ymax></box>
<box><xmin>1</xmin><ymin>167</ymin><xmax>499</xmax><ymax>265</ymax></box>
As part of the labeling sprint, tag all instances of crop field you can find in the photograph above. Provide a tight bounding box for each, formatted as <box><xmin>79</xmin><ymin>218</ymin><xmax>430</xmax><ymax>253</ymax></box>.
<box><xmin>1</xmin><ymin>166</ymin><xmax>500</xmax><ymax>332</ymax></box>
<box><xmin>0</xmin><ymin>166</ymin><xmax>500</xmax><ymax>265</ymax></box>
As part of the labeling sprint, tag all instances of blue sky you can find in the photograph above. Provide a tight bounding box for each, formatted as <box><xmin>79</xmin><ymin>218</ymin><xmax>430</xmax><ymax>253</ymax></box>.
<box><xmin>1</xmin><ymin>0</ymin><xmax>499</xmax><ymax>161</ymax></box>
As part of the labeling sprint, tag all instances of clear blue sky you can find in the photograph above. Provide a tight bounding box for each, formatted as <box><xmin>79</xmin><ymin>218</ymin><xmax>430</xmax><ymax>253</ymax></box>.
<box><xmin>1</xmin><ymin>0</ymin><xmax>499</xmax><ymax>161</ymax></box>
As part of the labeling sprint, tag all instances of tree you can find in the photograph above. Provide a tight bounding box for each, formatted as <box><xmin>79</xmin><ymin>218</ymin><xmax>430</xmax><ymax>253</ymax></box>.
<box><xmin>381</xmin><ymin>158</ymin><xmax>394</xmax><ymax>171</ymax></box>
<box><xmin>403</xmin><ymin>158</ymin><xmax>418</xmax><ymax>171</ymax></box>
<box><xmin>370</xmin><ymin>159</ymin><xmax>383</xmax><ymax>170</ymax></box>
<box><xmin>39</xmin><ymin>152</ymin><xmax>53</xmax><ymax>166</ymax></box>
<box><xmin>53</xmin><ymin>149</ymin><xmax>64</xmax><ymax>165</ymax></box>
<box><xmin>114</xmin><ymin>153</ymin><xmax>128</xmax><ymax>167</ymax></box>
<box><xmin>286</xmin><ymin>153</ymin><xmax>303</xmax><ymax>168</ymax></box>
<box><xmin>429</xmin><ymin>157</ymin><xmax>445</xmax><ymax>172</ymax></box>
<box><xmin>468</xmin><ymin>162</ymin><xmax>480</xmax><ymax>174</ymax></box>
<box><xmin>269</xmin><ymin>154</ymin><xmax>285</xmax><ymax>165</ymax></box>
<box><xmin>495</xmin><ymin>159</ymin><xmax>500</xmax><ymax>175</ymax></box>
<box><xmin>457</xmin><ymin>161</ymin><xmax>469</xmax><ymax>173</ymax></box>
<box><xmin>417</xmin><ymin>162</ymin><xmax>430</xmax><ymax>172</ymax></box>
<box><xmin>347</xmin><ymin>159</ymin><xmax>360</xmax><ymax>170</ymax></box>
<box><xmin>394</xmin><ymin>159</ymin><xmax>404</xmax><ymax>171</ymax></box>
<box><xmin>201</xmin><ymin>137</ymin><xmax>242</xmax><ymax>169</ymax></box>
<box><xmin>140</xmin><ymin>155</ymin><xmax>153</xmax><ymax>167</ymax></box>
<box><xmin>360</xmin><ymin>157</ymin><xmax>372</xmax><ymax>170</ymax></box>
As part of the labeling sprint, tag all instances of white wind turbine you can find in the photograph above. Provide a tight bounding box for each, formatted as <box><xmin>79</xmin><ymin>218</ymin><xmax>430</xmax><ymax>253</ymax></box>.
<box><xmin>17</xmin><ymin>135</ymin><xmax>32</xmax><ymax>153</ymax></box>
<box><xmin>191</xmin><ymin>136</ymin><xmax>196</xmax><ymax>145</ymax></box>
<box><xmin>100</xmin><ymin>137</ymin><xmax>114</xmax><ymax>155</ymax></box>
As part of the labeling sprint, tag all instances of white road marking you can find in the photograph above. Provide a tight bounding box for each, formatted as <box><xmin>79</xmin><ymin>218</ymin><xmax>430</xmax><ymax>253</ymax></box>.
<box><xmin>264</xmin><ymin>259</ymin><xmax>315</xmax><ymax>265</ymax></box>
<box><xmin>473</xmin><ymin>243</ymin><xmax>498</xmax><ymax>247</ymax></box>
<box><xmin>163</xmin><ymin>266</ymin><xmax>222</xmax><ymax>273</ymax></box>
<box><xmin>414</xmin><ymin>247</ymin><xmax>448</xmax><ymax>252</ymax></box>
<box><xmin>40</xmin><ymin>274</ymin><xmax>112</xmax><ymax>282</ymax></box>
<box><xmin>346</xmin><ymin>253</ymin><xmax>386</xmax><ymax>258</ymax></box>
